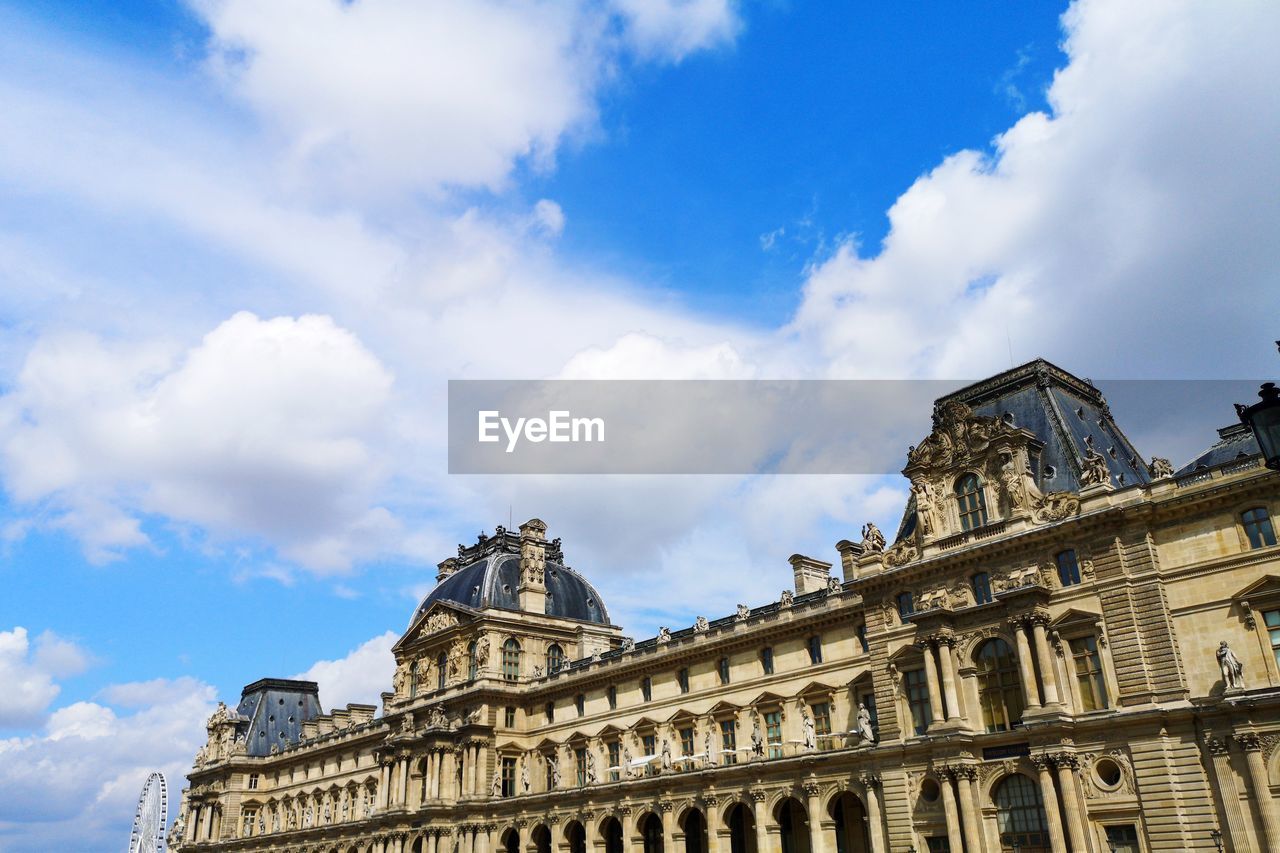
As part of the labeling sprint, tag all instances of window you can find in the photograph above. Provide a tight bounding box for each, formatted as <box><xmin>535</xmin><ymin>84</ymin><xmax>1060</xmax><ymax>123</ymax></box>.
<box><xmin>501</xmin><ymin>756</ymin><xmax>516</xmax><ymax>798</ymax></box>
<box><xmin>925</xmin><ymin>838</ymin><xmax>951</xmax><ymax>853</ymax></box>
<box><xmin>1243</xmin><ymin>507</ymin><xmax>1278</xmax><ymax>549</ymax></box>
<box><xmin>971</xmin><ymin>572</ymin><xmax>993</xmax><ymax>604</ymax></box>
<box><xmin>1070</xmin><ymin>636</ymin><xmax>1109</xmax><ymax>711</ymax></box>
<box><xmin>468</xmin><ymin>641</ymin><xmax>478</xmax><ymax>681</ymax></box>
<box><xmin>546</xmin><ymin>644</ymin><xmax>565</xmax><ymax>674</ymax></box>
<box><xmin>575</xmin><ymin>693</ymin><xmax>585</xmax><ymax>717</ymax></box>
<box><xmin>502</xmin><ymin>639</ymin><xmax>521</xmax><ymax>681</ymax></box>
<box><xmin>1055</xmin><ymin>550</ymin><xmax>1081</xmax><ymax>587</ymax></box>
<box><xmin>1104</xmin><ymin>825</ymin><xmax>1139</xmax><ymax>853</ymax></box>
<box><xmin>811</xmin><ymin>702</ymin><xmax>831</xmax><ymax>749</ymax></box>
<box><xmin>976</xmin><ymin>639</ymin><xmax>1024</xmax><ymax>732</ymax></box>
<box><xmin>897</xmin><ymin>591</ymin><xmax>915</xmax><ymax>618</ymax></box>
<box><xmin>994</xmin><ymin>774</ymin><xmax>1049</xmax><ymax>852</ymax></box>
<box><xmin>642</xmin><ymin>733</ymin><xmax>657</xmax><ymax>761</ymax></box>
<box><xmin>409</xmin><ymin>661</ymin><xmax>420</xmax><ymax>697</ymax></box>
<box><xmin>905</xmin><ymin>668</ymin><xmax>933</xmax><ymax>736</ymax></box>
<box><xmin>1267</xmin><ymin>609</ymin><xmax>1280</xmax><ymax>671</ymax></box>
<box><xmin>544</xmin><ymin>755</ymin><xmax>555</xmax><ymax>790</ymax></box>
<box><xmin>860</xmin><ymin>692</ymin><xmax>878</xmax><ymax>734</ymax></box>
<box><xmin>807</xmin><ymin>635</ymin><xmax>823</xmax><ymax>665</ymax></box>
<box><xmin>574</xmin><ymin>747</ymin><xmax>587</xmax><ymax>786</ymax></box>
<box><xmin>955</xmin><ymin>473</ymin><xmax>989</xmax><ymax>531</ymax></box>
<box><xmin>640</xmin><ymin>677</ymin><xmax>652</xmax><ymax>702</ymax></box>
<box><xmin>719</xmin><ymin>719</ymin><xmax>738</xmax><ymax>765</ymax></box>
<box><xmin>677</xmin><ymin>668</ymin><xmax>690</xmax><ymax>694</ymax></box>
<box><xmin>437</xmin><ymin>653</ymin><xmax>448</xmax><ymax>690</ymax></box>
<box><xmin>611</xmin><ymin>737</ymin><xmax>627</xmax><ymax>778</ymax></box>
<box><xmin>760</xmin><ymin>647</ymin><xmax>775</xmax><ymax>675</ymax></box>
<box><xmin>718</xmin><ymin>657</ymin><xmax>731</xmax><ymax>685</ymax></box>
<box><xmin>607</xmin><ymin>685</ymin><xmax>618</xmax><ymax>710</ymax></box>
<box><xmin>679</xmin><ymin>726</ymin><xmax>695</xmax><ymax>756</ymax></box>
<box><xmin>247</xmin><ymin>772</ymin><xmax>259</xmax><ymax>790</ymax></box>
<box><xmin>608</xmin><ymin>741</ymin><xmax>621</xmax><ymax>782</ymax></box>
<box><xmin>504</xmin><ymin>706</ymin><xmax>516</xmax><ymax>727</ymax></box>
<box><xmin>764</xmin><ymin>711</ymin><xmax>783</xmax><ymax>759</ymax></box>
<box><xmin>545</xmin><ymin>701</ymin><xmax>555</xmax><ymax>723</ymax></box>
<box><xmin>856</xmin><ymin>625</ymin><xmax>869</xmax><ymax>653</ymax></box>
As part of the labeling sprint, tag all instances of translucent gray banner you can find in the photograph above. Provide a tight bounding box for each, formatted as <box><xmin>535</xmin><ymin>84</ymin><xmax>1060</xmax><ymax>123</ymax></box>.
<box><xmin>447</xmin><ymin>379</ymin><xmax>1263</xmax><ymax>475</ymax></box>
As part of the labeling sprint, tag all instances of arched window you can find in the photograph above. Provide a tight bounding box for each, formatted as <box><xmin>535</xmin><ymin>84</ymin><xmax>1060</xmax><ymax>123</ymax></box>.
<box><xmin>502</xmin><ymin>639</ymin><xmax>521</xmax><ymax>681</ymax></box>
<box><xmin>976</xmin><ymin>639</ymin><xmax>1024</xmax><ymax>732</ymax></box>
<box><xmin>994</xmin><ymin>774</ymin><xmax>1050</xmax><ymax>852</ymax></box>
<box><xmin>546</xmin><ymin>643</ymin><xmax>565</xmax><ymax>674</ymax></box>
<box><xmin>955</xmin><ymin>473</ymin><xmax>989</xmax><ymax>531</ymax></box>
<box><xmin>642</xmin><ymin>813</ymin><xmax>664</xmax><ymax>853</ymax></box>
<box><xmin>468</xmin><ymin>641</ymin><xmax>478</xmax><ymax>681</ymax></box>
<box><xmin>409</xmin><ymin>661</ymin><xmax>419</xmax><ymax>698</ymax></box>
<box><xmin>436</xmin><ymin>653</ymin><xmax>448</xmax><ymax>690</ymax></box>
<box><xmin>971</xmin><ymin>572</ymin><xmax>993</xmax><ymax>604</ymax></box>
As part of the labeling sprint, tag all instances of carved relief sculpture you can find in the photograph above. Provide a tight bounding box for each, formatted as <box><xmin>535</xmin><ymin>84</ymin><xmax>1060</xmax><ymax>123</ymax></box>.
<box><xmin>1218</xmin><ymin>641</ymin><xmax>1245</xmax><ymax>690</ymax></box>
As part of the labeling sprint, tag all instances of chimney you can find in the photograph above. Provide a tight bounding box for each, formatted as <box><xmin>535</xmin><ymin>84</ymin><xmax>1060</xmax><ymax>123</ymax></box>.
<box><xmin>436</xmin><ymin>557</ymin><xmax>459</xmax><ymax>583</ymax></box>
<box><xmin>789</xmin><ymin>553</ymin><xmax>832</xmax><ymax>595</ymax></box>
<box><xmin>834</xmin><ymin>540</ymin><xmax>864</xmax><ymax>582</ymax></box>
<box><xmin>518</xmin><ymin>518</ymin><xmax>548</xmax><ymax>613</ymax></box>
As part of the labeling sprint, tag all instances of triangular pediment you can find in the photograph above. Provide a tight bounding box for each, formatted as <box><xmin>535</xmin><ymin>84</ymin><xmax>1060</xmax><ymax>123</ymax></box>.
<box><xmin>1050</xmin><ymin>608</ymin><xmax>1103</xmax><ymax>630</ymax></box>
<box><xmin>706</xmin><ymin>700</ymin><xmax>741</xmax><ymax>715</ymax></box>
<box><xmin>748</xmin><ymin>690</ymin><xmax>786</xmax><ymax>707</ymax></box>
<box><xmin>796</xmin><ymin>681</ymin><xmax>837</xmax><ymax>698</ymax></box>
<box><xmin>395</xmin><ymin>601</ymin><xmax>476</xmax><ymax>652</ymax></box>
<box><xmin>597</xmin><ymin>724</ymin><xmax>624</xmax><ymax>737</ymax></box>
<box><xmin>632</xmin><ymin>716</ymin><xmax>660</xmax><ymax>731</ymax></box>
<box><xmin>666</xmin><ymin>708</ymin><xmax>699</xmax><ymax>724</ymax></box>
<box><xmin>535</xmin><ymin>737</ymin><xmax>561</xmax><ymax>752</ymax></box>
<box><xmin>1234</xmin><ymin>575</ymin><xmax>1280</xmax><ymax>601</ymax></box>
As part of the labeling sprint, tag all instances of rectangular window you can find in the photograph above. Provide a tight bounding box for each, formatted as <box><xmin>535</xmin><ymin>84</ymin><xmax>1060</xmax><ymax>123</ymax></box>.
<box><xmin>504</xmin><ymin>706</ymin><xmax>516</xmax><ymax>727</ymax></box>
<box><xmin>679</xmin><ymin>726</ymin><xmax>695</xmax><ymax>756</ymax></box>
<box><xmin>608</xmin><ymin>741</ymin><xmax>621</xmax><ymax>782</ymax></box>
<box><xmin>905</xmin><ymin>668</ymin><xmax>933</xmax><ymax>735</ymax></box>
<box><xmin>718</xmin><ymin>657</ymin><xmax>731</xmax><ymax>685</ymax></box>
<box><xmin>764</xmin><ymin>710</ymin><xmax>783</xmax><ymax>759</ymax></box>
<box><xmin>575</xmin><ymin>747</ymin><xmax>587</xmax><ymax>786</ymax></box>
<box><xmin>575</xmin><ymin>693</ymin><xmax>585</xmax><ymax>716</ymax></box>
<box><xmin>1267</xmin><ymin>610</ymin><xmax>1280</xmax><ymax>671</ymax></box>
<box><xmin>811</xmin><ymin>702</ymin><xmax>831</xmax><ymax>749</ymax></box>
<box><xmin>1069</xmin><ymin>636</ymin><xmax>1109</xmax><ymax>711</ymax></box>
<box><xmin>545</xmin><ymin>701</ymin><xmax>554</xmax><ymax>723</ymax></box>
<box><xmin>677</xmin><ymin>668</ymin><xmax>690</xmax><ymax>694</ymax></box>
<box><xmin>501</xmin><ymin>756</ymin><xmax>516</xmax><ymax>798</ymax></box>
<box><xmin>1243</xmin><ymin>507</ymin><xmax>1278</xmax><ymax>549</ymax></box>
<box><xmin>761</xmin><ymin>647</ymin><xmax>775</xmax><ymax>675</ymax></box>
<box><xmin>897</xmin><ymin>591</ymin><xmax>914</xmax><ymax>618</ymax></box>
<box><xmin>807</xmin><ymin>635</ymin><xmax>823</xmax><ymax>664</ymax></box>
<box><xmin>926</xmin><ymin>838</ymin><xmax>951</xmax><ymax>853</ymax></box>
<box><xmin>719</xmin><ymin>719</ymin><xmax>738</xmax><ymax>765</ymax></box>
<box><xmin>607</xmin><ymin>685</ymin><xmax>617</xmax><ymax>710</ymax></box>
<box><xmin>643</xmin><ymin>733</ymin><xmax>656</xmax><ymax>757</ymax></box>
<box><xmin>1103</xmin><ymin>825</ymin><xmax>1139</xmax><ymax>853</ymax></box>
<box><xmin>856</xmin><ymin>625</ymin><xmax>869</xmax><ymax>653</ymax></box>
<box><xmin>860</xmin><ymin>692</ymin><xmax>878</xmax><ymax>733</ymax></box>
<box><xmin>971</xmin><ymin>572</ymin><xmax>993</xmax><ymax>605</ymax></box>
<box><xmin>544</xmin><ymin>758</ymin><xmax>555</xmax><ymax>790</ymax></box>
<box><xmin>641</xmin><ymin>677</ymin><xmax>652</xmax><ymax>702</ymax></box>
<box><xmin>1056</xmin><ymin>549</ymin><xmax>1082</xmax><ymax>586</ymax></box>
<box><xmin>247</xmin><ymin>772</ymin><xmax>259</xmax><ymax>790</ymax></box>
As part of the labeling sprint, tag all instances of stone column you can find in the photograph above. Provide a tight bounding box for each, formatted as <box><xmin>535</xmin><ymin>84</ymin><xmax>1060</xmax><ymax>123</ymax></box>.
<box><xmin>955</xmin><ymin>768</ymin><xmax>984</xmax><ymax>853</ymax></box>
<box><xmin>1053</xmin><ymin>755</ymin><xmax>1088</xmax><ymax>853</ymax></box>
<box><xmin>379</xmin><ymin>760</ymin><xmax>392</xmax><ymax>809</ymax></box>
<box><xmin>1031</xmin><ymin>618</ymin><xmax>1061</xmax><ymax>706</ymax></box>
<box><xmin>939</xmin><ymin>775</ymin><xmax>964</xmax><ymax>853</ymax></box>
<box><xmin>1032</xmin><ymin>756</ymin><xmax>1067</xmax><ymax>853</ymax></box>
<box><xmin>1012</xmin><ymin>619</ymin><xmax>1042</xmax><ymax>709</ymax></box>
<box><xmin>861</xmin><ymin>775</ymin><xmax>886</xmax><ymax>853</ymax></box>
<box><xmin>1237</xmin><ymin>733</ymin><xmax>1280</xmax><ymax>852</ymax></box>
<box><xmin>398</xmin><ymin>755</ymin><xmax>410</xmax><ymax>806</ymax></box>
<box><xmin>1204</xmin><ymin>736</ymin><xmax>1251</xmax><ymax>852</ymax></box>
<box><xmin>661</xmin><ymin>801</ymin><xmax>676</xmax><ymax>853</ymax></box>
<box><xmin>705</xmin><ymin>798</ymin><xmax>723</xmax><ymax>853</ymax></box>
<box><xmin>478</xmin><ymin>824</ymin><xmax>493</xmax><ymax>853</ymax></box>
<box><xmin>804</xmin><ymin>783</ymin><xmax>826</xmax><ymax>853</ymax></box>
<box><xmin>471</xmin><ymin>744</ymin><xmax>483</xmax><ymax>798</ymax></box>
<box><xmin>919</xmin><ymin>642</ymin><xmax>945</xmax><ymax>728</ymax></box>
<box><xmin>424</xmin><ymin>751</ymin><xmax>436</xmax><ymax>802</ymax></box>
<box><xmin>620</xmin><ymin>809</ymin><xmax>634</xmax><ymax>853</ymax></box>
<box><xmin>464</xmin><ymin>826</ymin><xmax>475</xmax><ymax>853</ymax></box>
<box><xmin>752</xmin><ymin>790</ymin><xmax>771</xmax><ymax>853</ymax></box>
<box><xmin>936</xmin><ymin>638</ymin><xmax>962</xmax><ymax>722</ymax></box>
<box><xmin>431</xmin><ymin>830</ymin><xmax>442</xmax><ymax>853</ymax></box>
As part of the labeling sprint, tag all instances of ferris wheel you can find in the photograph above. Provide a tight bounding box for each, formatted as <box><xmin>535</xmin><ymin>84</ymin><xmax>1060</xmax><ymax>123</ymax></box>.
<box><xmin>128</xmin><ymin>771</ymin><xmax>168</xmax><ymax>853</ymax></box>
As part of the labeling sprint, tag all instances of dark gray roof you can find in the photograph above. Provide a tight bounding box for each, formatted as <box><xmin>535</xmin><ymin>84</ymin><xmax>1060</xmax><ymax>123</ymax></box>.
<box><xmin>1176</xmin><ymin>423</ymin><xmax>1260</xmax><ymax>474</ymax></box>
<box><xmin>410</xmin><ymin>553</ymin><xmax>611</xmax><ymax>627</ymax></box>
<box><xmin>236</xmin><ymin>678</ymin><xmax>323</xmax><ymax>757</ymax></box>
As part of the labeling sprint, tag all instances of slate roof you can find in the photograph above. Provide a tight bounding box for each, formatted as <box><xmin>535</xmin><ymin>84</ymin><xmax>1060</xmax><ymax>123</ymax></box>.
<box><xmin>410</xmin><ymin>553</ymin><xmax>612</xmax><ymax>627</ymax></box>
<box><xmin>1176</xmin><ymin>423</ymin><xmax>1260</xmax><ymax>474</ymax></box>
<box><xmin>236</xmin><ymin>678</ymin><xmax>323</xmax><ymax>757</ymax></box>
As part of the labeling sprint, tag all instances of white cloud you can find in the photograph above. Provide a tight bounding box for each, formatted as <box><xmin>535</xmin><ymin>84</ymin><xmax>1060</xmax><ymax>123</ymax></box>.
<box><xmin>0</xmin><ymin>312</ymin><xmax>396</xmax><ymax>569</ymax></box>
<box><xmin>0</xmin><ymin>628</ymin><xmax>64</xmax><ymax>728</ymax></box>
<box><xmin>612</xmin><ymin>0</ymin><xmax>740</xmax><ymax>62</ymax></box>
<box><xmin>293</xmin><ymin>630</ymin><xmax>398</xmax><ymax>710</ymax></box>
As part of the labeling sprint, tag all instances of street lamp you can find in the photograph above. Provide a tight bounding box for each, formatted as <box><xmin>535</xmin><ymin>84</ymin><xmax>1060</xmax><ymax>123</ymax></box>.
<box><xmin>1236</xmin><ymin>341</ymin><xmax>1280</xmax><ymax>471</ymax></box>
<box><xmin>1210</xmin><ymin>828</ymin><xmax>1224</xmax><ymax>852</ymax></box>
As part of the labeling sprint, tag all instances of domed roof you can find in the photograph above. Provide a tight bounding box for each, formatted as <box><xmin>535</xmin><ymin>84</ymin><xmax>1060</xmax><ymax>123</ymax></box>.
<box><xmin>409</xmin><ymin>551</ymin><xmax>611</xmax><ymax>627</ymax></box>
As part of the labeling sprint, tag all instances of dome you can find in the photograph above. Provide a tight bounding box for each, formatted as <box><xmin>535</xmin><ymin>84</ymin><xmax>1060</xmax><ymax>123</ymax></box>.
<box><xmin>410</xmin><ymin>551</ymin><xmax>611</xmax><ymax>627</ymax></box>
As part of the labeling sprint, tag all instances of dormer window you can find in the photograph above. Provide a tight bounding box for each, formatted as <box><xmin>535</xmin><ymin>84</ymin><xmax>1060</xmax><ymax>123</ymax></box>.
<box><xmin>956</xmin><ymin>473</ymin><xmax>988</xmax><ymax>531</ymax></box>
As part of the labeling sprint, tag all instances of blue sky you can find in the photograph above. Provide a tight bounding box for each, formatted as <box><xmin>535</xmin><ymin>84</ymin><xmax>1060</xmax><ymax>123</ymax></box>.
<box><xmin>1</xmin><ymin>1</ymin><xmax>1278</xmax><ymax>849</ymax></box>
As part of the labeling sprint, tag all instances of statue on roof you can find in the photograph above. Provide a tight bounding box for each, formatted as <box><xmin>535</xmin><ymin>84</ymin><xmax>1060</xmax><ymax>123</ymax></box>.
<box><xmin>1080</xmin><ymin>447</ymin><xmax>1112</xmax><ymax>487</ymax></box>
<box><xmin>1149</xmin><ymin>456</ymin><xmax>1175</xmax><ymax>479</ymax></box>
<box><xmin>860</xmin><ymin>522</ymin><xmax>885</xmax><ymax>553</ymax></box>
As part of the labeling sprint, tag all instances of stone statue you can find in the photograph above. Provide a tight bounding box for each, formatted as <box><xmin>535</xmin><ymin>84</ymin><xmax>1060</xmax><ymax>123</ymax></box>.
<box><xmin>533</xmin><ymin>665</ymin><xmax>545</xmax><ymax>678</ymax></box>
<box><xmin>860</xmin><ymin>522</ymin><xmax>886</xmax><ymax>553</ymax></box>
<box><xmin>695</xmin><ymin>616</ymin><xmax>709</xmax><ymax>633</ymax></box>
<box><xmin>658</xmin><ymin>627</ymin><xmax>671</xmax><ymax>643</ymax></box>
<box><xmin>323</xmin><ymin>802</ymin><xmax>331</xmax><ymax>824</ymax></box>
<box><xmin>661</xmin><ymin>738</ymin><xmax>673</xmax><ymax>772</ymax></box>
<box><xmin>429</xmin><ymin>704</ymin><xmax>448</xmax><ymax>728</ymax></box>
<box><xmin>169</xmin><ymin>814</ymin><xmax>186</xmax><ymax>844</ymax></box>
<box><xmin>271</xmin><ymin>810</ymin><xmax>280</xmax><ymax>832</ymax></box>
<box><xmin>857</xmin><ymin>704</ymin><xmax>875</xmax><ymax>743</ymax></box>
<box><xmin>621</xmin><ymin>637</ymin><xmax>636</xmax><ymax>651</ymax></box>
<box><xmin>392</xmin><ymin>661</ymin><xmax>409</xmax><ymax>695</ymax></box>
<box><xmin>801</xmin><ymin>708</ymin><xmax>816</xmax><ymax>751</ymax></box>
<box><xmin>736</xmin><ymin>603</ymin><xmax>750</xmax><ymax>621</ymax></box>
<box><xmin>491</xmin><ymin>768</ymin><xmax>503</xmax><ymax>797</ymax></box>
<box><xmin>1149</xmin><ymin>456</ymin><xmax>1174</xmax><ymax>479</ymax></box>
<box><xmin>750</xmin><ymin>715</ymin><xmax>765</xmax><ymax>759</ymax></box>
<box><xmin>998</xmin><ymin>451</ymin><xmax>1028</xmax><ymax>510</ymax></box>
<box><xmin>622</xmin><ymin>745</ymin><xmax>633</xmax><ymax>776</ymax></box>
<box><xmin>521</xmin><ymin>757</ymin><xmax>531</xmax><ymax>793</ymax></box>
<box><xmin>912</xmin><ymin>479</ymin><xmax>937</xmax><ymax>536</ymax></box>
<box><xmin>1080</xmin><ymin>447</ymin><xmax>1112</xmax><ymax>487</ymax></box>
<box><xmin>586</xmin><ymin>749</ymin><xmax>598</xmax><ymax>784</ymax></box>
<box><xmin>827</xmin><ymin>576</ymin><xmax>842</xmax><ymax>594</ymax></box>
<box><xmin>705</xmin><ymin>729</ymin><xmax>717</xmax><ymax>766</ymax></box>
<box><xmin>341</xmin><ymin>795</ymin><xmax>349</xmax><ymax>822</ymax></box>
<box><xmin>258</xmin><ymin>812</ymin><xmax>265</xmax><ymax>834</ymax></box>
<box><xmin>303</xmin><ymin>804</ymin><xmax>313</xmax><ymax>828</ymax></box>
<box><xmin>780</xmin><ymin>589</ymin><xmax>794</xmax><ymax>608</ymax></box>
<box><xmin>548</xmin><ymin>754</ymin><xmax>562</xmax><ymax>789</ymax></box>
<box><xmin>474</xmin><ymin>635</ymin><xmax>491</xmax><ymax>668</ymax></box>
<box><xmin>1218</xmin><ymin>641</ymin><xmax>1245</xmax><ymax>690</ymax></box>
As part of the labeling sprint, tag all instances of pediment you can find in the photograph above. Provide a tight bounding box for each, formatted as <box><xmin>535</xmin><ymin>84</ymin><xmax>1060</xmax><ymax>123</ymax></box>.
<box><xmin>1234</xmin><ymin>575</ymin><xmax>1280</xmax><ymax>601</ymax></box>
<box><xmin>706</xmin><ymin>700</ymin><xmax>741</xmax><ymax>715</ymax></box>
<box><xmin>666</xmin><ymin>708</ymin><xmax>699</xmax><ymax>724</ymax></box>
<box><xmin>597</xmin><ymin>724</ymin><xmax>625</xmax><ymax>737</ymax></box>
<box><xmin>632</xmin><ymin>716</ymin><xmax>661</xmax><ymax>730</ymax></box>
<box><xmin>1050</xmin><ymin>608</ymin><xmax>1103</xmax><ymax>630</ymax></box>
<box><xmin>535</xmin><ymin>737</ymin><xmax>561</xmax><ymax>752</ymax></box>
<box><xmin>796</xmin><ymin>681</ymin><xmax>837</xmax><ymax>698</ymax></box>
<box><xmin>747</xmin><ymin>690</ymin><xmax>787</xmax><ymax>707</ymax></box>
<box><xmin>395</xmin><ymin>601</ymin><xmax>476</xmax><ymax>652</ymax></box>
<box><xmin>495</xmin><ymin>739</ymin><xmax>524</xmax><ymax>753</ymax></box>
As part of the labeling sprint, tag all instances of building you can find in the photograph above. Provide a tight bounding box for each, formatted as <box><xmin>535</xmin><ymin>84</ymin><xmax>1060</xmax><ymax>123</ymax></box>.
<box><xmin>171</xmin><ymin>359</ymin><xmax>1280</xmax><ymax>853</ymax></box>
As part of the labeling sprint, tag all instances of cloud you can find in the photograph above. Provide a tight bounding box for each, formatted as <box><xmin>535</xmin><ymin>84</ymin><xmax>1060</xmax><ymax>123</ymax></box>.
<box><xmin>0</xmin><ymin>628</ymin><xmax>65</xmax><ymax>728</ymax></box>
<box><xmin>0</xmin><ymin>312</ymin><xmax>396</xmax><ymax>569</ymax></box>
<box><xmin>612</xmin><ymin>0</ymin><xmax>740</xmax><ymax>62</ymax></box>
<box><xmin>293</xmin><ymin>630</ymin><xmax>398</xmax><ymax>710</ymax></box>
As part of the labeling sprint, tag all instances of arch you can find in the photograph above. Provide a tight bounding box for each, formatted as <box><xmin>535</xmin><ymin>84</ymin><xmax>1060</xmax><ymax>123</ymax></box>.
<box><xmin>955</xmin><ymin>472</ymin><xmax>988</xmax><ymax>531</ymax></box>
<box><xmin>975</xmin><ymin>638</ymin><xmax>1024</xmax><ymax>732</ymax></box>
<box><xmin>639</xmin><ymin>812</ymin><xmax>664</xmax><ymax>853</ymax></box>
<box><xmin>547</xmin><ymin>643</ymin><xmax>567</xmax><ymax>674</ymax></box>
<box><xmin>679</xmin><ymin>806</ymin><xmax>707</xmax><ymax>853</ymax></box>
<box><xmin>827</xmin><ymin>791</ymin><xmax>869</xmax><ymax>853</ymax></box>
<box><xmin>502</xmin><ymin>638</ymin><xmax>522</xmax><ymax>681</ymax></box>
<box><xmin>773</xmin><ymin>797</ymin><xmax>810</xmax><ymax>853</ymax></box>
<box><xmin>601</xmin><ymin>816</ymin><xmax>625</xmax><ymax>853</ymax></box>
<box><xmin>411</xmin><ymin>839</ymin><xmax>425</xmax><ymax>853</ymax></box>
<box><xmin>501</xmin><ymin>827</ymin><xmax>521</xmax><ymax>853</ymax></box>
<box><xmin>565</xmin><ymin>820</ymin><xmax>587</xmax><ymax>853</ymax></box>
<box><xmin>724</xmin><ymin>801</ymin><xmax>756</xmax><ymax>853</ymax></box>
<box><xmin>531</xmin><ymin>824</ymin><xmax>553</xmax><ymax>853</ymax></box>
<box><xmin>993</xmin><ymin>773</ymin><xmax>1050</xmax><ymax>852</ymax></box>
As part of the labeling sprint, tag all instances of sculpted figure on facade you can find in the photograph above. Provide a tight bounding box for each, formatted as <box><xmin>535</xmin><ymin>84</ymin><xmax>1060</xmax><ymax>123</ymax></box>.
<box><xmin>911</xmin><ymin>479</ymin><xmax>937</xmax><ymax>537</ymax></box>
<box><xmin>857</xmin><ymin>703</ymin><xmax>875</xmax><ymax>743</ymax></box>
<box><xmin>548</xmin><ymin>753</ymin><xmax>562</xmax><ymax>789</ymax></box>
<box><xmin>997</xmin><ymin>451</ymin><xmax>1029</xmax><ymax>511</ymax></box>
<box><xmin>695</xmin><ymin>615</ymin><xmax>709</xmax><ymax>634</ymax></box>
<box><xmin>474</xmin><ymin>634</ymin><xmax>491</xmax><ymax>668</ymax></box>
<box><xmin>425</xmin><ymin>609</ymin><xmax>458</xmax><ymax>635</ymax></box>
<box><xmin>658</xmin><ymin>627</ymin><xmax>671</xmax><ymax>643</ymax></box>
<box><xmin>750</xmin><ymin>715</ymin><xmax>765</xmax><ymax>759</ymax></box>
<box><xmin>661</xmin><ymin>738</ymin><xmax>673</xmax><ymax>772</ymax></box>
<box><xmin>1149</xmin><ymin>456</ymin><xmax>1175</xmax><ymax>479</ymax></box>
<box><xmin>491</xmin><ymin>768</ymin><xmax>502</xmax><ymax>797</ymax></box>
<box><xmin>705</xmin><ymin>729</ymin><xmax>717</xmax><ymax>766</ymax></box>
<box><xmin>860</xmin><ymin>522</ymin><xmax>886</xmax><ymax>553</ymax></box>
<box><xmin>801</xmin><ymin>708</ymin><xmax>816</xmax><ymax>751</ymax></box>
<box><xmin>827</xmin><ymin>576</ymin><xmax>842</xmax><ymax>594</ymax></box>
<box><xmin>1218</xmin><ymin>641</ymin><xmax>1245</xmax><ymax>690</ymax></box>
<box><xmin>521</xmin><ymin>757</ymin><xmax>531</xmax><ymax>793</ymax></box>
<box><xmin>736</xmin><ymin>603</ymin><xmax>750</xmax><ymax>621</ymax></box>
<box><xmin>1080</xmin><ymin>447</ymin><xmax>1112</xmax><ymax>487</ymax></box>
<box><xmin>586</xmin><ymin>749</ymin><xmax>599</xmax><ymax>784</ymax></box>
<box><xmin>780</xmin><ymin>589</ymin><xmax>794</xmax><ymax>608</ymax></box>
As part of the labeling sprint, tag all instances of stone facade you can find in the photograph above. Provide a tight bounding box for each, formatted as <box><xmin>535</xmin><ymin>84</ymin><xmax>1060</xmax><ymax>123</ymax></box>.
<box><xmin>173</xmin><ymin>360</ymin><xmax>1280</xmax><ymax>853</ymax></box>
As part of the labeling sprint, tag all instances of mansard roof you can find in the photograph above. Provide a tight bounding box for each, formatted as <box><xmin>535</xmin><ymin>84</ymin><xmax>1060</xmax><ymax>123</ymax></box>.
<box><xmin>236</xmin><ymin>678</ymin><xmax>323</xmax><ymax>758</ymax></box>
<box><xmin>1177</xmin><ymin>423</ymin><xmax>1261</xmax><ymax>474</ymax></box>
